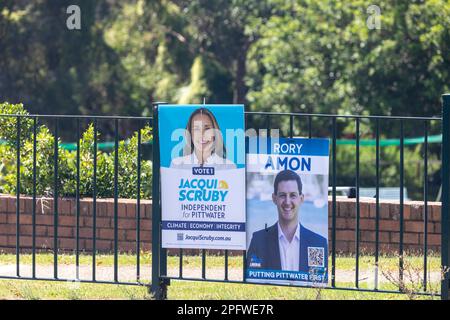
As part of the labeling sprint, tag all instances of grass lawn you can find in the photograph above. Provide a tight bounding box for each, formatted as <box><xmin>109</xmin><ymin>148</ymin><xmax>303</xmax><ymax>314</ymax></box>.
<box><xmin>0</xmin><ymin>252</ymin><xmax>443</xmax><ymax>300</ymax></box>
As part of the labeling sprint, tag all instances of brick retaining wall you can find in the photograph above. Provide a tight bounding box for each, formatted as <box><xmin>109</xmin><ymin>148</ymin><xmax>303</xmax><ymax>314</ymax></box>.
<box><xmin>0</xmin><ymin>194</ymin><xmax>152</xmax><ymax>253</ymax></box>
<box><xmin>0</xmin><ymin>194</ymin><xmax>441</xmax><ymax>254</ymax></box>
<box><xmin>329</xmin><ymin>197</ymin><xmax>441</xmax><ymax>254</ymax></box>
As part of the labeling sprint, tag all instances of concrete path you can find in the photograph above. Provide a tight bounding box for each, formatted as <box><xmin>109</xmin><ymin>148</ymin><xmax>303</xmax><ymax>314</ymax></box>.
<box><xmin>0</xmin><ymin>263</ymin><xmax>441</xmax><ymax>289</ymax></box>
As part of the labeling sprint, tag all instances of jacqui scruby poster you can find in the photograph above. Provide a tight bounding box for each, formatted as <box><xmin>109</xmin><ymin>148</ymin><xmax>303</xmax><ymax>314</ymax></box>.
<box><xmin>158</xmin><ymin>105</ymin><xmax>246</xmax><ymax>250</ymax></box>
<box><xmin>246</xmin><ymin>137</ymin><xmax>329</xmax><ymax>286</ymax></box>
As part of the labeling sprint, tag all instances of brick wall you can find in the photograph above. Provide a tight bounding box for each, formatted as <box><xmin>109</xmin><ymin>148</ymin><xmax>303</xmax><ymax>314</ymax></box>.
<box><xmin>0</xmin><ymin>194</ymin><xmax>441</xmax><ymax>254</ymax></box>
<box><xmin>328</xmin><ymin>197</ymin><xmax>441</xmax><ymax>254</ymax></box>
<box><xmin>0</xmin><ymin>194</ymin><xmax>152</xmax><ymax>253</ymax></box>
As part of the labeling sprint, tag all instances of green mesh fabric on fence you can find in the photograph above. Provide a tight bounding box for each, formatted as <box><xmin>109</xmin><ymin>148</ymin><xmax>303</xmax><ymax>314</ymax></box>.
<box><xmin>0</xmin><ymin>140</ymin><xmax>151</xmax><ymax>151</ymax></box>
<box><xmin>336</xmin><ymin>134</ymin><xmax>442</xmax><ymax>146</ymax></box>
<box><xmin>0</xmin><ymin>134</ymin><xmax>442</xmax><ymax>150</ymax></box>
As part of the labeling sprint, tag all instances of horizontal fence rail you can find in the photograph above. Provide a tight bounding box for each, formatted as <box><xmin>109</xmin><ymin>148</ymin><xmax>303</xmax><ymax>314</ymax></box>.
<box><xmin>0</xmin><ymin>95</ymin><xmax>449</xmax><ymax>300</ymax></box>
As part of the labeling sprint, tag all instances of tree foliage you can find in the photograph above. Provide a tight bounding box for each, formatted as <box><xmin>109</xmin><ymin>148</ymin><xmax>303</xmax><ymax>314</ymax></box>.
<box><xmin>1</xmin><ymin>0</ymin><xmax>448</xmax><ymax>116</ymax></box>
<box><xmin>1</xmin><ymin>1</ymin><xmax>449</xmax><ymax>199</ymax></box>
<box><xmin>0</xmin><ymin>102</ymin><xmax>152</xmax><ymax>199</ymax></box>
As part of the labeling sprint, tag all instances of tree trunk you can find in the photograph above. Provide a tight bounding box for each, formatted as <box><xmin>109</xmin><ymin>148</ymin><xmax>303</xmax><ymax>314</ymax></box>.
<box><xmin>234</xmin><ymin>41</ymin><xmax>249</xmax><ymax>104</ymax></box>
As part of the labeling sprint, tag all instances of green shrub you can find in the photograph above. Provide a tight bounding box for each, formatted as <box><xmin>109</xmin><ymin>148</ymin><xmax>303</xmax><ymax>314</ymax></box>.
<box><xmin>0</xmin><ymin>102</ymin><xmax>34</xmax><ymax>145</ymax></box>
<box><xmin>0</xmin><ymin>102</ymin><xmax>152</xmax><ymax>199</ymax></box>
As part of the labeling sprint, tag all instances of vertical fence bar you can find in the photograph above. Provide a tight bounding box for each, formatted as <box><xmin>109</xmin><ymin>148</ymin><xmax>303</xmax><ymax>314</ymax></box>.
<box><xmin>224</xmin><ymin>250</ymin><xmax>229</xmax><ymax>281</ymax></box>
<box><xmin>136</xmin><ymin>124</ymin><xmax>142</xmax><ymax>281</ymax></box>
<box><xmin>32</xmin><ymin>117</ymin><xmax>37</xmax><ymax>278</ymax></box>
<box><xmin>399</xmin><ymin>120</ymin><xmax>404</xmax><ymax>284</ymax></box>
<box><xmin>151</xmin><ymin>104</ymin><xmax>165</xmax><ymax>299</ymax></box>
<box><xmin>53</xmin><ymin>118</ymin><xmax>58</xmax><ymax>279</ymax></box>
<box><xmin>375</xmin><ymin>118</ymin><xmax>380</xmax><ymax>290</ymax></box>
<box><xmin>179</xmin><ymin>249</ymin><xmax>183</xmax><ymax>278</ymax></box>
<box><xmin>355</xmin><ymin>118</ymin><xmax>360</xmax><ymax>288</ymax></box>
<box><xmin>179</xmin><ymin>255</ymin><xmax>184</xmax><ymax>277</ymax></box>
<box><xmin>441</xmin><ymin>93</ymin><xmax>450</xmax><ymax>300</ymax></box>
<box><xmin>243</xmin><ymin>111</ymin><xmax>249</xmax><ymax>282</ymax></box>
<box><xmin>160</xmin><ymin>134</ymin><xmax>168</xmax><ymax>279</ymax></box>
<box><xmin>76</xmin><ymin>118</ymin><xmax>80</xmax><ymax>280</ymax></box>
<box><xmin>289</xmin><ymin>115</ymin><xmax>293</xmax><ymax>138</ymax></box>
<box><xmin>156</xmin><ymin>115</ymin><xmax>167</xmax><ymax>282</ymax></box>
<box><xmin>16</xmin><ymin>116</ymin><xmax>21</xmax><ymax>277</ymax></box>
<box><xmin>308</xmin><ymin>116</ymin><xmax>312</xmax><ymax>138</ymax></box>
<box><xmin>179</xmin><ymin>255</ymin><xmax>184</xmax><ymax>276</ymax></box>
<box><xmin>243</xmin><ymin>251</ymin><xmax>247</xmax><ymax>282</ymax></box>
<box><xmin>245</xmin><ymin>111</ymin><xmax>248</xmax><ymax>132</ymax></box>
<box><xmin>114</xmin><ymin>118</ymin><xmax>119</xmax><ymax>282</ymax></box>
<box><xmin>202</xmin><ymin>249</ymin><xmax>206</xmax><ymax>279</ymax></box>
<box><xmin>423</xmin><ymin>120</ymin><xmax>429</xmax><ymax>291</ymax></box>
<box><xmin>92</xmin><ymin>119</ymin><xmax>98</xmax><ymax>281</ymax></box>
<box><xmin>331</xmin><ymin>117</ymin><xmax>337</xmax><ymax>287</ymax></box>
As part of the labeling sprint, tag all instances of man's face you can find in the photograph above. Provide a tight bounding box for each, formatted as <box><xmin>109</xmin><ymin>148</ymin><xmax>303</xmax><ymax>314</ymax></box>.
<box><xmin>272</xmin><ymin>180</ymin><xmax>304</xmax><ymax>224</ymax></box>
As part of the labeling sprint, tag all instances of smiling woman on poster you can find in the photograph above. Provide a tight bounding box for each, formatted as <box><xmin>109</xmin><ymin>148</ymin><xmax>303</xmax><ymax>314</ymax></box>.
<box><xmin>159</xmin><ymin>104</ymin><xmax>246</xmax><ymax>250</ymax></box>
<box><xmin>170</xmin><ymin>107</ymin><xmax>236</xmax><ymax>170</ymax></box>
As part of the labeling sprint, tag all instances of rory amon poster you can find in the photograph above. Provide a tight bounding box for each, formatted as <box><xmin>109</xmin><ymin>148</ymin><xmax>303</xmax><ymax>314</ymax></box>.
<box><xmin>246</xmin><ymin>137</ymin><xmax>329</xmax><ymax>286</ymax></box>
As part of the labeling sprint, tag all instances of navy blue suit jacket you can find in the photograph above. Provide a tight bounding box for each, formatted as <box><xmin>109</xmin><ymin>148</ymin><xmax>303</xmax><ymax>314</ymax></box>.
<box><xmin>247</xmin><ymin>222</ymin><xmax>328</xmax><ymax>274</ymax></box>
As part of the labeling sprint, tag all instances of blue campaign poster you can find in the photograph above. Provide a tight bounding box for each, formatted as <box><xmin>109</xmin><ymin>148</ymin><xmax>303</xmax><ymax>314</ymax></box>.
<box><xmin>245</xmin><ymin>137</ymin><xmax>329</xmax><ymax>286</ymax></box>
<box><xmin>158</xmin><ymin>104</ymin><xmax>246</xmax><ymax>250</ymax></box>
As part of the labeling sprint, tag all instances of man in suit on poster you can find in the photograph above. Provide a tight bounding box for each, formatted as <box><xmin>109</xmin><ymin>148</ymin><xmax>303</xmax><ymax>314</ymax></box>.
<box><xmin>247</xmin><ymin>170</ymin><xmax>328</xmax><ymax>274</ymax></box>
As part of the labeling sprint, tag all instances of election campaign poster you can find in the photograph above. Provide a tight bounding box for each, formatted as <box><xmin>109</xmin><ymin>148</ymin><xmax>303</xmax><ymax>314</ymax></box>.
<box><xmin>158</xmin><ymin>105</ymin><xmax>246</xmax><ymax>250</ymax></box>
<box><xmin>245</xmin><ymin>137</ymin><xmax>329</xmax><ymax>286</ymax></box>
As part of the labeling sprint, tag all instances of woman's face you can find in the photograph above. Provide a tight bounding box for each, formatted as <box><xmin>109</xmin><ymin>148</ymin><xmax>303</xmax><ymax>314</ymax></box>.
<box><xmin>191</xmin><ymin>113</ymin><xmax>215</xmax><ymax>155</ymax></box>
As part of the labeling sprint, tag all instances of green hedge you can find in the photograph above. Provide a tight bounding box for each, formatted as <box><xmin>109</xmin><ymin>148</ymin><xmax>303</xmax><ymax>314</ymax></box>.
<box><xmin>0</xmin><ymin>102</ymin><xmax>152</xmax><ymax>199</ymax></box>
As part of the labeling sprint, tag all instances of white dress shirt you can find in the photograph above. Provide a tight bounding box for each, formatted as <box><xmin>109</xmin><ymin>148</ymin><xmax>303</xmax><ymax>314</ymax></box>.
<box><xmin>278</xmin><ymin>223</ymin><xmax>300</xmax><ymax>271</ymax></box>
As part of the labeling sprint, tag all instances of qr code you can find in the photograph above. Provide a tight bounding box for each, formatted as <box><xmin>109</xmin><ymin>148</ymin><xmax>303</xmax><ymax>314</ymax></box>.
<box><xmin>308</xmin><ymin>247</ymin><xmax>324</xmax><ymax>267</ymax></box>
<box><xmin>177</xmin><ymin>233</ymin><xmax>184</xmax><ymax>241</ymax></box>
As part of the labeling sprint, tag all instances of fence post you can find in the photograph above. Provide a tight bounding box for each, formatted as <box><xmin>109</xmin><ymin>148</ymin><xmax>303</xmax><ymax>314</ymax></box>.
<box><xmin>150</xmin><ymin>102</ymin><xmax>168</xmax><ymax>299</ymax></box>
<box><xmin>441</xmin><ymin>93</ymin><xmax>450</xmax><ymax>300</ymax></box>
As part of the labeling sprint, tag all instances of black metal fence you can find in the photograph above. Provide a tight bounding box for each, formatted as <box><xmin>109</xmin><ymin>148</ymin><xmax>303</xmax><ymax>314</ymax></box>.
<box><xmin>1</xmin><ymin>94</ymin><xmax>449</xmax><ymax>299</ymax></box>
<box><xmin>0</xmin><ymin>114</ymin><xmax>152</xmax><ymax>287</ymax></box>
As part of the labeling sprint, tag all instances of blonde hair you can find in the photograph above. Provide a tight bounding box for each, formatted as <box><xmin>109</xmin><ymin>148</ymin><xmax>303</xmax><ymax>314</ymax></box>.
<box><xmin>183</xmin><ymin>108</ymin><xmax>226</xmax><ymax>158</ymax></box>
